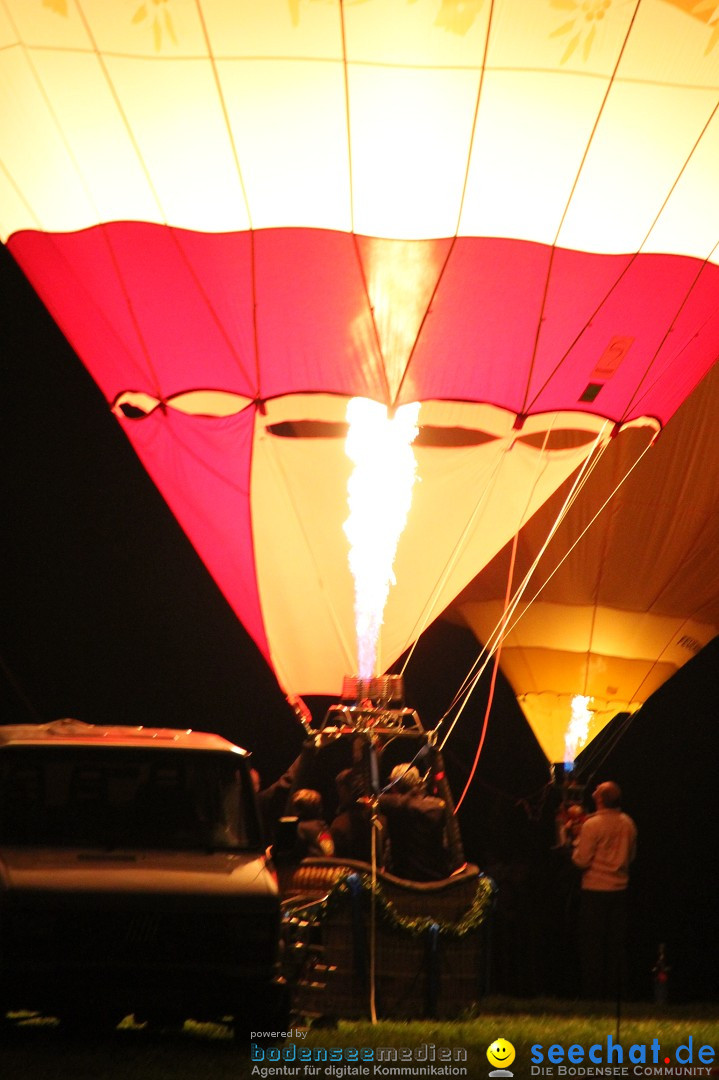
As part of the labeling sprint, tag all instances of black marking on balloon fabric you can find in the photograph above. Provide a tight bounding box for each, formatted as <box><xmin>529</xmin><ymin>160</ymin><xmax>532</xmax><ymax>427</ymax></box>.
<box><xmin>579</xmin><ymin>382</ymin><xmax>603</xmax><ymax>402</ymax></box>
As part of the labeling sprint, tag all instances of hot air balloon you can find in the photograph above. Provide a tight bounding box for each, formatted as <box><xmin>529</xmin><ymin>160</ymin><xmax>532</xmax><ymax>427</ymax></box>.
<box><xmin>447</xmin><ymin>360</ymin><xmax>719</xmax><ymax>766</ymax></box>
<box><xmin>1</xmin><ymin>0</ymin><xmax>718</xmax><ymax>713</ymax></box>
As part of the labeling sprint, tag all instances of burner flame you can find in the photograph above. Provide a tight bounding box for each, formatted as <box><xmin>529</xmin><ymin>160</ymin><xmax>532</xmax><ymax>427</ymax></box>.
<box><xmin>565</xmin><ymin>694</ymin><xmax>593</xmax><ymax>770</ymax></box>
<box><xmin>344</xmin><ymin>398</ymin><xmax>420</xmax><ymax>679</ymax></box>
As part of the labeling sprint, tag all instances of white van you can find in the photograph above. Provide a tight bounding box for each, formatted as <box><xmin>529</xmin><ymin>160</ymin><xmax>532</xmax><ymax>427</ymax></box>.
<box><xmin>0</xmin><ymin>719</ymin><xmax>287</xmax><ymax>1037</ymax></box>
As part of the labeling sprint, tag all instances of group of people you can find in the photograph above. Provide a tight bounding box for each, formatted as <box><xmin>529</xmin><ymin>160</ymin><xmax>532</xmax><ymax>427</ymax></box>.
<box><xmin>255</xmin><ymin>745</ymin><xmax>638</xmax><ymax>998</ymax></box>
<box><xmin>255</xmin><ymin>753</ymin><xmax>454</xmax><ymax>883</ymax></box>
<box><xmin>289</xmin><ymin>762</ymin><xmax>453</xmax><ymax>882</ymax></box>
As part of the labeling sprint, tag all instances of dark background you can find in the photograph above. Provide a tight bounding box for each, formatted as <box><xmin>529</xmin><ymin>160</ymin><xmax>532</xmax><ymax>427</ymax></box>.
<box><xmin>2</xmin><ymin>242</ymin><xmax>717</xmax><ymax>1003</ymax></box>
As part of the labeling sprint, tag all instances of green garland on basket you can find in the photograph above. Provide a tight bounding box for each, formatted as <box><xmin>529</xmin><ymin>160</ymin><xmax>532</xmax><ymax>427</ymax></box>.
<box><xmin>304</xmin><ymin>870</ymin><xmax>496</xmax><ymax>939</ymax></box>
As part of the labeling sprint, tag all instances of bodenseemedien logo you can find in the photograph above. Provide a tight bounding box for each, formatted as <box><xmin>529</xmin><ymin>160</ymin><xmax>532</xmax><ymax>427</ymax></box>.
<box><xmin>487</xmin><ymin>1038</ymin><xmax>516</xmax><ymax>1077</ymax></box>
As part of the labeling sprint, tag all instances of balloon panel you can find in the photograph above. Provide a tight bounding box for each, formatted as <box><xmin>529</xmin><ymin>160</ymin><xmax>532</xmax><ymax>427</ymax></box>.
<box><xmin>451</xmin><ymin>364</ymin><xmax>719</xmax><ymax>762</ymax></box>
<box><xmin>2</xmin><ymin>1</ymin><xmax>719</xmax><ymax>247</ymax></box>
<box><xmin>2</xmin><ymin>0</ymin><xmax>719</xmax><ymax>700</ymax></box>
<box><xmin>252</xmin><ymin>399</ymin><xmax>611</xmax><ymax>692</ymax></box>
<box><xmin>9</xmin><ymin>227</ymin><xmax>718</xmax><ymax>426</ymax></box>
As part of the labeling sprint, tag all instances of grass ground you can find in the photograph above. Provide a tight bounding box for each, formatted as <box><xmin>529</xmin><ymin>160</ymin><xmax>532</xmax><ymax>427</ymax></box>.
<box><xmin>0</xmin><ymin>1000</ymin><xmax>716</xmax><ymax>1080</ymax></box>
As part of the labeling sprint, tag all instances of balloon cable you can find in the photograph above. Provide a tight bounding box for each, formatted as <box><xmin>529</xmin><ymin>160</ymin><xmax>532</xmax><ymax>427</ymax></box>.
<box><xmin>441</xmin><ymin>428</ymin><xmax>656</xmax><ymax>801</ymax></box>
<box><xmin>479</xmin><ymin>431</ymin><xmax>654</xmax><ymax>780</ymax></box>
<box><xmin>401</xmin><ymin>410</ymin><xmax>598</xmax><ymax>688</ymax></box>
<box><xmin>398</xmin><ymin>439</ymin><xmax>509</xmax><ymax>680</ymax></box>
<box><xmin>369</xmin><ymin>800</ymin><xmax>379</xmax><ymax>1025</ymax></box>
<box><xmin>454</xmin><ymin>527</ymin><xmax>519</xmax><ymax>813</ymax></box>
<box><xmin>576</xmin><ymin>709</ymin><xmax>638</xmax><ymax>783</ymax></box>
<box><xmin>440</xmin><ymin>424</ymin><xmax>609</xmax><ymax>719</ymax></box>
<box><xmin>455</xmin><ymin>420</ymin><xmax>653</xmax><ymax>721</ymax></box>
<box><xmin>437</xmin><ymin>424</ymin><xmax>612</xmax><ymax>751</ymax></box>
<box><xmin>496</xmin><ymin>433</ymin><xmax>655</xmax><ymax>652</ymax></box>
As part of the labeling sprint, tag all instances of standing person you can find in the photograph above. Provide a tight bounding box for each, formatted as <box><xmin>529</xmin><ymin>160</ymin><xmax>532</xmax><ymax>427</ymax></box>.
<box><xmin>290</xmin><ymin>788</ymin><xmax>335</xmax><ymax>859</ymax></box>
<box><xmin>572</xmin><ymin>781</ymin><xmax>637</xmax><ymax>999</ymax></box>
<box><xmin>378</xmin><ymin>764</ymin><xmax>451</xmax><ymax>882</ymax></box>
<box><xmin>330</xmin><ymin>768</ymin><xmax>386</xmax><ymax>865</ymax></box>
<box><xmin>251</xmin><ymin>737</ymin><xmax>319</xmax><ymax>843</ymax></box>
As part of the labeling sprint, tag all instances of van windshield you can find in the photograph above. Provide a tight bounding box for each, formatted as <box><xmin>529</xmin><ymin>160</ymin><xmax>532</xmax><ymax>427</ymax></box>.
<box><xmin>0</xmin><ymin>746</ymin><xmax>260</xmax><ymax>851</ymax></box>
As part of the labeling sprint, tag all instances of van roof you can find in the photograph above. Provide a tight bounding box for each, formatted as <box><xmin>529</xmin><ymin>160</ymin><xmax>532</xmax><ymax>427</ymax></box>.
<box><xmin>0</xmin><ymin>719</ymin><xmax>248</xmax><ymax>755</ymax></box>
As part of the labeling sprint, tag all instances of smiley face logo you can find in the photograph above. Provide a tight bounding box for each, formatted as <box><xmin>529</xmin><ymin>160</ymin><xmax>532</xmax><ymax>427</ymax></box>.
<box><xmin>487</xmin><ymin>1038</ymin><xmax>516</xmax><ymax>1072</ymax></box>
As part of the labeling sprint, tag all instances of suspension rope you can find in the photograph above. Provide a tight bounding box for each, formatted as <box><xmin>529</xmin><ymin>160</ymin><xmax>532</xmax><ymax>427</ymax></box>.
<box><xmin>369</xmin><ymin>797</ymin><xmax>379</xmax><ymax>1024</ymax></box>
<box><xmin>439</xmin><ymin>426</ymin><xmax>612</xmax><ymax>722</ymax></box>
<box><xmin>437</xmin><ymin>425</ymin><xmax>612</xmax><ymax>751</ymax></box>
<box><xmin>439</xmin><ymin>426</ymin><xmax>660</xmax><ymax>812</ymax></box>
<box><xmin>454</xmin><ymin>527</ymin><xmax>519</xmax><ymax>812</ymax></box>
<box><xmin>495</xmin><ymin>432</ymin><xmax>655</xmax><ymax>653</ymax></box>
<box><xmin>576</xmin><ymin>709</ymin><xmax>638</xmax><ymax>782</ymax></box>
<box><xmin>398</xmin><ymin>435</ymin><xmax>511</xmax><ymax>679</ymax></box>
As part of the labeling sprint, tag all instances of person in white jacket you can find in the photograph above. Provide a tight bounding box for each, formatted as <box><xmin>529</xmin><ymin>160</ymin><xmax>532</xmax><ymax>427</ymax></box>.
<box><xmin>572</xmin><ymin>781</ymin><xmax>637</xmax><ymax>999</ymax></box>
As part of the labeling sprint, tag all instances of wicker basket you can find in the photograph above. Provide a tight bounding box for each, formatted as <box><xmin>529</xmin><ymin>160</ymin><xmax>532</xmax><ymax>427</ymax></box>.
<box><xmin>284</xmin><ymin>859</ymin><xmax>494</xmax><ymax>1020</ymax></box>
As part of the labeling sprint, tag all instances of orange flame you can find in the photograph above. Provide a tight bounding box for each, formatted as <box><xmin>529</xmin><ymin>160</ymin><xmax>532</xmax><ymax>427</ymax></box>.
<box><xmin>565</xmin><ymin>694</ymin><xmax>593</xmax><ymax>768</ymax></box>
<box><xmin>344</xmin><ymin>398</ymin><xmax>420</xmax><ymax>679</ymax></box>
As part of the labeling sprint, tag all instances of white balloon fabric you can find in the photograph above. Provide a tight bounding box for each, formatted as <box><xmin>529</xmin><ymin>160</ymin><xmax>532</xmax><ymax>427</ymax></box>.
<box><xmin>1</xmin><ymin>0</ymin><xmax>718</xmax><ymax>699</ymax></box>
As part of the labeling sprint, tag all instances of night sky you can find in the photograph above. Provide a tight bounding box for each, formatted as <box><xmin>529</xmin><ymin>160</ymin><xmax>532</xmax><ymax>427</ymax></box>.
<box><xmin>1</xmin><ymin>241</ymin><xmax>717</xmax><ymax>1003</ymax></box>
